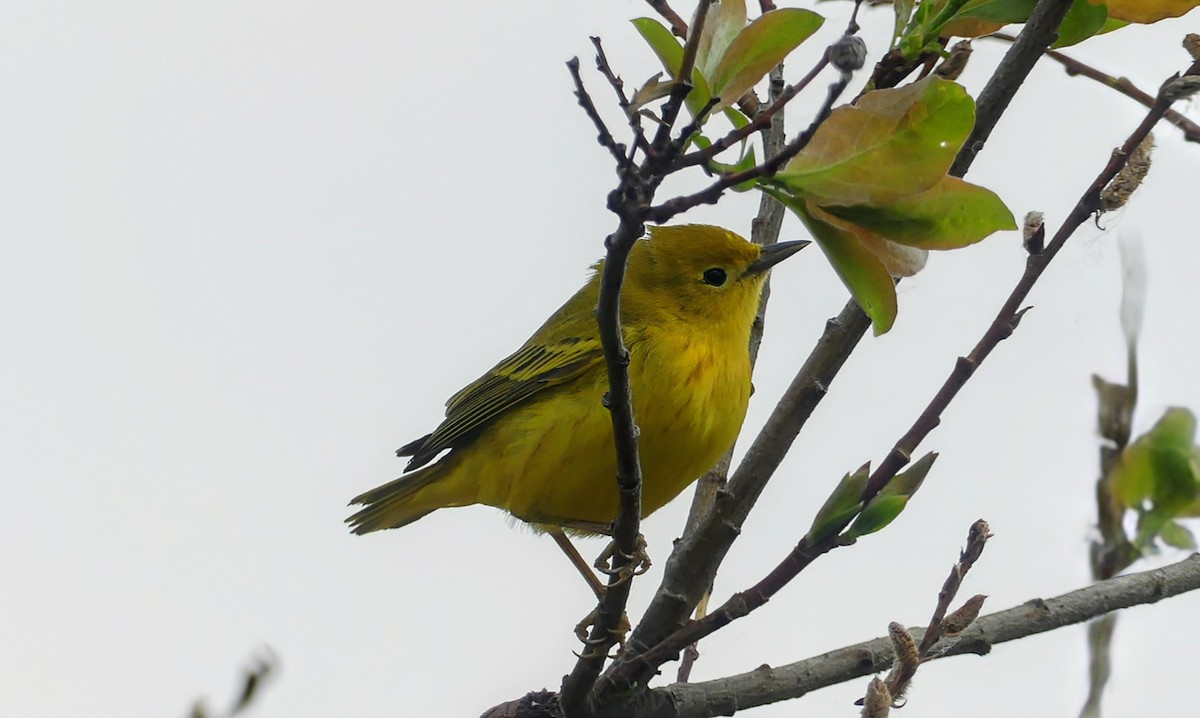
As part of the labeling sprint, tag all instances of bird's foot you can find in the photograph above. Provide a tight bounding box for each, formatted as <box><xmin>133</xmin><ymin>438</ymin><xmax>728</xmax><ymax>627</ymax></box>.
<box><xmin>593</xmin><ymin>534</ymin><xmax>651</xmax><ymax>588</ymax></box>
<box><xmin>573</xmin><ymin>608</ymin><xmax>632</xmax><ymax>660</ymax></box>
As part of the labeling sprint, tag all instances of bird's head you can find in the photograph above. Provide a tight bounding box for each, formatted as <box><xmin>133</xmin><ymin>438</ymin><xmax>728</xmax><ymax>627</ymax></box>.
<box><xmin>623</xmin><ymin>224</ymin><xmax>808</xmax><ymax>329</ymax></box>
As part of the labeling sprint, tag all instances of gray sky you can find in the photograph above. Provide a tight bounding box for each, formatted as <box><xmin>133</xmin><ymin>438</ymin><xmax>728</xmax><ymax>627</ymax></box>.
<box><xmin>2</xmin><ymin>2</ymin><xmax>1198</xmax><ymax>716</ymax></box>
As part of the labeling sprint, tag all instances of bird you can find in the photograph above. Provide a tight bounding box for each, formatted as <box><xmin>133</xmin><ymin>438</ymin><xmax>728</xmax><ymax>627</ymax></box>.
<box><xmin>347</xmin><ymin>224</ymin><xmax>807</xmax><ymax>543</ymax></box>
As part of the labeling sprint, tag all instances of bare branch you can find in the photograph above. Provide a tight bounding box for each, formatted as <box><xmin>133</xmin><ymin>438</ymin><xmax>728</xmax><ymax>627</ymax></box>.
<box><xmin>916</xmin><ymin>519</ymin><xmax>993</xmax><ymax>658</ymax></box>
<box><xmin>951</xmin><ymin>0</ymin><xmax>1077</xmax><ymax>175</ymax></box>
<box><xmin>673</xmin><ymin>52</ymin><xmax>831</xmax><ymax>170</ymax></box>
<box><xmin>590</xmin><ymin>37</ymin><xmax>653</xmax><ymax>159</ymax></box>
<box><xmin>567</xmin><ymin>57</ymin><xmax>629</xmax><ymax>169</ymax></box>
<box><xmin>639</xmin><ymin>554</ymin><xmax>1200</xmax><ymax>718</ymax></box>
<box><xmin>646</xmin><ymin>0</ymin><xmax>688</xmax><ymax>38</ymax></box>
<box><xmin>990</xmin><ymin>31</ymin><xmax>1200</xmax><ymax>143</ymax></box>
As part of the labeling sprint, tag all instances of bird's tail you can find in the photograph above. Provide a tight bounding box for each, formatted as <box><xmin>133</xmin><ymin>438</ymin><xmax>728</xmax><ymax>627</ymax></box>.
<box><xmin>346</xmin><ymin>457</ymin><xmax>465</xmax><ymax>534</ymax></box>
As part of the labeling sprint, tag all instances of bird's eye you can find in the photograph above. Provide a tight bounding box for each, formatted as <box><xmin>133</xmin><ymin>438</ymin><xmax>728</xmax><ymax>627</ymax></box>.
<box><xmin>702</xmin><ymin>267</ymin><xmax>728</xmax><ymax>287</ymax></box>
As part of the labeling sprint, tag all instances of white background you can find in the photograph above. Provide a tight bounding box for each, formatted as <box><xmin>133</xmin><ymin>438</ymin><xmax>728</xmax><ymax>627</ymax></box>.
<box><xmin>2</xmin><ymin>2</ymin><xmax>1198</xmax><ymax>716</ymax></box>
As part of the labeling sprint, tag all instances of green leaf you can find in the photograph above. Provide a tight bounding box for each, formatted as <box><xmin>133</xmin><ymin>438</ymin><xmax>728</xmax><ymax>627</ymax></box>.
<box><xmin>1054</xmin><ymin>0</ymin><xmax>1108</xmax><ymax>48</ymax></box>
<box><xmin>805</xmin><ymin>464</ymin><xmax>870</xmax><ymax>544</ymax></box>
<box><xmin>708</xmin><ymin>9</ymin><xmax>824</xmax><ymax>105</ymax></box>
<box><xmin>774</xmin><ymin>77</ymin><xmax>975</xmax><ymax>206</ymax></box>
<box><xmin>1159</xmin><ymin>520</ymin><xmax>1198</xmax><ymax>550</ymax></box>
<box><xmin>695</xmin><ymin>0</ymin><xmax>748</xmax><ymax>80</ymax></box>
<box><xmin>892</xmin><ymin>0</ymin><xmax>917</xmax><ymax>46</ymax></box>
<box><xmin>631</xmin><ymin>17</ymin><xmax>715</xmax><ymax>117</ymax></box>
<box><xmin>842</xmin><ymin>495</ymin><xmax>909</xmax><ymax>542</ymax></box>
<box><xmin>768</xmin><ymin>190</ymin><xmax>899</xmax><ymax>334</ymax></box>
<box><xmin>882</xmin><ymin>452</ymin><xmax>938</xmax><ymax>498</ymax></box>
<box><xmin>821</xmin><ymin>176</ymin><xmax>1017</xmax><ymax>249</ymax></box>
<box><xmin>1112</xmin><ymin>408</ymin><xmax>1199</xmax><ymax>510</ymax></box>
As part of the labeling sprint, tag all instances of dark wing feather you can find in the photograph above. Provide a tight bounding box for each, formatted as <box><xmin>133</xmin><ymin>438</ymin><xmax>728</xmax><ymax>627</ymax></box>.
<box><xmin>401</xmin><ymin>338</ymin><xmax>602</xmax><ymax>470</ymax></box>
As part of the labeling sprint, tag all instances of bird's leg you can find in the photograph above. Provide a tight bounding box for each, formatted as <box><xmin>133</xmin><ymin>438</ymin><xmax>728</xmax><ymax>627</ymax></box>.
<box><xmin>593</xmin><ymin>533</ymin><xmax>652</xmax><ymax>587</ymax></box>
<box><xmin>549</xmin><ymin>528</ymin><xmax>636</xmax><ymax>658</ymax></box>
<box><xmin>549</xmin><ymin>528</ymin><xmax>606</xmax><ymax>600</ymax></box>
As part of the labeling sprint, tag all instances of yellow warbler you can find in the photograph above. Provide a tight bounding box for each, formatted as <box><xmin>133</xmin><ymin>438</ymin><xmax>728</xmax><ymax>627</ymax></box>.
<box><xmin>347</xmin><ymin>225</ymin><xmax>807</xmax><ymax>535</ymax></box>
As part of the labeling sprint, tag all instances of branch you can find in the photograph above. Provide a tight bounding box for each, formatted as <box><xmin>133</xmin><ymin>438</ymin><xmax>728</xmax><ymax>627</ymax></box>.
<box><xmin>559</xmin><ymin>212</ymin><xmax>650</xmax><ymax>716</ymax></box>
<box><xmin>646</xmin><ymin>0</ymin><xmax>688</xmax><ymax>38</ymax></box>
<box><xmin>950</xmin><ymin>0</ymin><xmax>1076</xmax><ymax>175</ymax></box>
<box><xmin>638</xmin><ymin>553</ymin><xmax>1200</xmax><ymax>718</ymax></box>
<box><xmin>645</xmin><ymin>42</ymin><xmax>852</xmax><ymax>223</ymax></box>
<box><xmin>590</xmin><ymin>37</ymin><xmax>653</xmax><ymax>160</ymax></box>
<box><xmin>649</xmin><ymin>0</ymin><xmax>712</xmax><ymax>155</ymax></box>
<box><xmin>989</xmin><ymin>31</ymin><xmax>1200</xmax><ymax>143</ymax></box>
<box><xmin>673</xmin><ymin>52</ymin><xmax>831</xmax><ymax>170</ymax></box>
<box><xmin>604</xmin><ymin>58</ymin><xmax>1197</xmax><ymax>698</ymax></box>
<box><xmin>568</xmin><ymin>58</ymin><xmax>629</xmax><ymax>169</ymax></box>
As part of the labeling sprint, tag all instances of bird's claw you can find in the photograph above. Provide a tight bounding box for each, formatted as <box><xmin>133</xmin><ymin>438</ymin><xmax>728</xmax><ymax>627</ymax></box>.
<box><xmin>573</xmin><ymin>608</ymin><xmax>632</xmax><ymax>660</ymax></box>
<box><xmin>593</xmin><ymin>534</ymin><xmax>652</xmax><ymax>587</ymax></box>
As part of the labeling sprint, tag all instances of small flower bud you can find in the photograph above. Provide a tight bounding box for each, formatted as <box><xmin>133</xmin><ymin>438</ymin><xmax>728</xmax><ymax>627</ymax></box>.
<box><xmin>830</xmin><ymin>35</ymin><xmax>868</xmax><ymax>74</ymax></box>
<box><xmin>941</xmin><ymin>594</ymin><xmax>988</xmax><ymax>636</ymax></box>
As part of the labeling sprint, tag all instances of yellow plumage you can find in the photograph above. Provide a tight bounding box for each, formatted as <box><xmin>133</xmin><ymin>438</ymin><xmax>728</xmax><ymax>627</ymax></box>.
<box><xmin>347</xmin><ymin>224</ymin><xmax>806</xmax><ymax>534</ymax></box>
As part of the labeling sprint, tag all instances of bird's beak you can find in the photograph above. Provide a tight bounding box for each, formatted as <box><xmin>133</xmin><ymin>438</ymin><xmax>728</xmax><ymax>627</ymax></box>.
<box><xmin>745</xmin><ymin>239</ymin><xmax>810</xmax><ymax>276</ymax></box>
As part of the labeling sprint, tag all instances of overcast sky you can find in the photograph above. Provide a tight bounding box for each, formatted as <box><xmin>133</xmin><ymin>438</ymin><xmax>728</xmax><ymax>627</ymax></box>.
<box><xmin>2</xmin><ymin>2</ymin><xmax>1199</xmax><ymax>717</ymax></box>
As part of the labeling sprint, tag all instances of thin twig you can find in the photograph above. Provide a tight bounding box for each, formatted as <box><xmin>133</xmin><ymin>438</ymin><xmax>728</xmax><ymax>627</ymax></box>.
<box><xmin>600</xmin><ymin>65</ymin><xmax>1193</xmax><ymax>697</ymax></box>
<box><xmin>915</xmin><ymin>519</ymin><xmax>992</xmax><ymax>658</ymax></box>
<box><xmin>649</xmin><ymin>0</ymin><xmax>711</xmax><ymax>156</ymax></box>
<box><xmin>646</xmin><ymin>0</ymin><xmax>688</xmax><ymax>38</ymax></box>
<box><xmin>990</xmin><ymin>31</ymin><xmax>1200</xmax><ymax>143</ymax></box>
<box><xmin>645</xmin><ymin>53</ymin><xmax>846</xmax><ymax>223</ymax></box>
<box><xmin>673</xmin><ymin>52</ymin><xmax>830</xmax><ymax>170</ymax></box>
<box><xmin>568</xmin><ymin>58</ymin><xmax>629</xmax><ymax>169</ymax></box>
<box><xmin>590</xmin><ymin>37</ymin><xmax>654</xmax><ymax>159</ymax></box>
<box><xmin>951</xmin><ymin>0</ymin><xmax>1076</xmax><ymax>175</ymax></box>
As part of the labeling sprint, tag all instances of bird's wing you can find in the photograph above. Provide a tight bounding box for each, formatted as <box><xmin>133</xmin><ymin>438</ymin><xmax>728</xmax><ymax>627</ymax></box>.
<box><xmin>400</xmin><ymin>337</ymin><xmax>603</xmax><ymax>470</ymax></box>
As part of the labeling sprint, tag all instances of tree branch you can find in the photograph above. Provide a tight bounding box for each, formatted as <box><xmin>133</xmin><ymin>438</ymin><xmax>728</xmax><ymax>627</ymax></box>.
<box><xmin>989</xmin><ymin>31</ymin><xmax>1200</xmax><ymax>144</ymax></box>
<box><xmin>637</xmin><ymin>553</ymin><xmax>1200</xmax><ymax>718</ymax></box>
<box><xmin>603</xmin><ymin>57</ymin><xmax>1196</xmax><ymax>698</ymax></box>
<box><xmin>950</xmin><ymin>0</ymin><xmax>1076</xmax><ymax>175</ymax></box>
<box><xmin>625</xmin><ymin>1</ymin><xmax>1077</xmax><ymax>663</ymax></box>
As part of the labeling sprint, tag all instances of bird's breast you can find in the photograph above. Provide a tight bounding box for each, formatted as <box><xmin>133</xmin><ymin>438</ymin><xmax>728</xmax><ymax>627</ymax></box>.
<box><xmin>630</xmin><ymin>328</ymin><xmax>752</xmax><ymax>514</ymax></box>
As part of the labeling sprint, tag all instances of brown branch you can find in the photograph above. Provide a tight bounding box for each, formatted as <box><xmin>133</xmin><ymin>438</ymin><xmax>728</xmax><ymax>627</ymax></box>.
<box><xmin>648</xmin><ymin>0</ymin><xmax>711</xmax><ymax>156</ymax></box>
<box><xmin>567</xmin><ymin>58</ymin><xmax>629</xmax><ymax>169</ymax></box>
<box><xmin>559</xmin><ymin>212</ymin><xmax>649</xmax><ymax>716</ymax></box>
<box><xmin>590</xmin><ymin>37</ymin><xmax>652</xmax><ymax>160</ymax></box>
<box><xmin>646</xmin><ymin>0</ymin><xmax>688</xmax><ymax>38</ymax></box>
<box><xmin>633</xmin><ymin>554</ymin><xmax>1200</xmax><ymax>718</ymax></box>
<box><xmin>951</xmin><ymin>0</ymin><xmax>1077</xmax><ymax>175</ymax></box>
<box><xmin>599</xmin><ymin>61</ymin><xmax>1195</xmax><ymax>699</ymax></box>
<box><xmin>645</xmin><ymin>44</ymin><xmax>850</xmax><ymax>223</ymax></box>
<box><xmin>916</xmin><ymin>519</ymin><xmax>992</xmax><ymax>658</ymax></box>
<box><xmin>561</xmin><ymin>7</ymin><xmax>720</xmax><ymax>713</ymax></box>
<box><xmin>990</xmin><ymin>31</ymin><xmax>1200</xmax><ymax>143</ymax></box>
<box><xmin>673</xmin><ymin>52</ymin><xmax>830</xmax><ymax>170</ymax></box>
